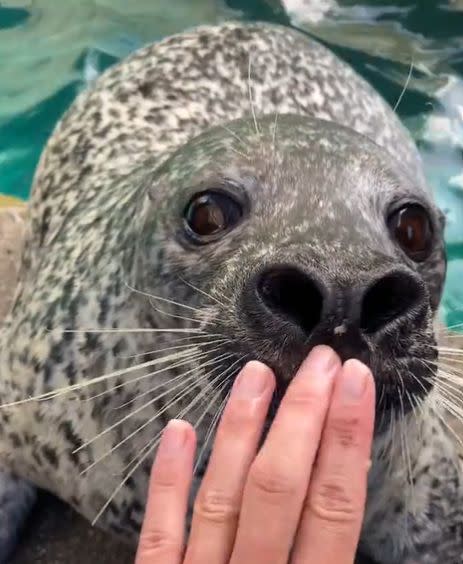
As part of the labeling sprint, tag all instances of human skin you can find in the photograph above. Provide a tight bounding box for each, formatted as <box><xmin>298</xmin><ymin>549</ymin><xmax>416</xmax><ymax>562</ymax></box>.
<box><xmin>135</xmin><ymin>345</ymin><xmax>375</xmax><ymax>564</ymax></box>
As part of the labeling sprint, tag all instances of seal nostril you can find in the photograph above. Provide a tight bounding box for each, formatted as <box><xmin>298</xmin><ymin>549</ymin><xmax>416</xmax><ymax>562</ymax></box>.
<box><xmin>257</xmin><ymin>266</ymin><xmax>324</xmax><ymax>335</ymax></box>
<box><xmin>360</xmin><ymin>271</ymin><xmax>424</xmax><ymax>335</ymax></box>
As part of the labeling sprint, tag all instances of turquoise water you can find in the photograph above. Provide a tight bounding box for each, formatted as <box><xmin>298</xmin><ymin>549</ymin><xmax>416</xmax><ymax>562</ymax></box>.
<box><xmin>0</xmin><ymin>0</ymin><xmax>462</xmax><ymax>326</ymax></box>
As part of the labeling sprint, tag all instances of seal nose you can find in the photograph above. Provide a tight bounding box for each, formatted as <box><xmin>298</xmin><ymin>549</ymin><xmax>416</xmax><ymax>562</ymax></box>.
<box><xmin>255</xmin><ymin>265</ymin><xmax>425</xmax><ymax>340</ymax></box>
<box><xmin>359</xmin><ymin>270</ymin><xmax>425</xmax><ymax>334</ymax></box>
<box><xmin>257</xmin><ymin>266</ymin><xmax>325</xmax><ymax>335</ymax></box>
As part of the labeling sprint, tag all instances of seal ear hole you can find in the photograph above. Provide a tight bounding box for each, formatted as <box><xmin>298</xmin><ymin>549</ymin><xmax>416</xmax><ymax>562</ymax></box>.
<box><xmin>387</xmin><ymin>204</ymin><xmax>433</xmax><ymax>262</ymax></box>
<box><xmin>360</xmin><ymin>272</ymin><xmax>424</xmax><ymax>334</ymax></box>
<box><xmin>183</xmin><ymin>189</ymin><xmax>243</xmax><ymax>243</ymax></box>
<box><xmin>257</xmin><ymin>267</ymin><xmax>324</xmax><ymax>335</ymax></box>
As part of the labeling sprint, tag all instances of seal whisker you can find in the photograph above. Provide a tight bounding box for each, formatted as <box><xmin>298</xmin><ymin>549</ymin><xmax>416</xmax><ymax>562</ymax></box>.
<box><xmin>433</xmin><ymin>408</ymin><xmax>463</xmax><ymax>450</ymax></box>
<box><xmin>124</xmin><ymin>282</ymin><xmax>206</xmax><ymax>314</ymax></box>
<box><xmin>77</xmin><ymin>351</ymin><xmax>235</xmax><ymax>456</ymax></box>
<box><xmin>418</xmin><ymin>357</ymin><xmax>463</xmax><ymax>383</ymax></box>
<box><xmin>247</xmin><ymin>53</ymin><xmax>260</xmax><ymax>137</ymax></box>
<box><xmin>147</xmin><ymin>298</ymin><xmax>210</xmax><ymax>326</ymax></box>
<box><xmin>123</xmin><ymin>355</ymin><xmax>242</xmax><ymax>479</ymax></box>
<box><xmin>436</xmin><ymin>363</ymin><xmax>463</xmax><ymax>382</ymax></box>
<box><xmin>111</xmin><ymin>349</ymin><xmax>233</xmax><ymax>409</ymax></box>
<box><xmin>119</xmin><ymin>335</ymin><xmax>227</xmax><ymax>360</ymax></box>
<box><xmin>406</xmin><ymin>389</ymin><xmax>417</xmax><ymax>421</ymax></box>
<box><xmin>228</xmin><ymin>145</ymin><xmax>251</xmax><ymax>160</ymax></box>
<box><xmin>420</xmin><ymin>359</ymin><xmax>463</xmax><ymax>419</ymax></box>
<box><xmin>194</xmin><ymin>387</ymin><xmax>231</xmax><ymax>475</ymax></box>
<box><xmin>121</xmin><ymin>356</ymin><xmax>242</xmax><ymax>478</ymax></box>
<box><xmin>116</xmin><ymin>358</ymin><xmax>240</xmax><ymax>481</ymax></box>
<box><xmin>398</xmin><ymin>389</ymin><xmax>416</xmax><ymax>515</ymax></box>
<box><xmin>437</xmin><ymin>369</ymin><xmax>463</xmax><ymax>386</ymax></box>
<box><xmin>439</xmin><ymin>351</ymin><xmax>463</xmax><ymax>364</ymax></box>
<box><xmin>434</xmin><ymin>391</ymin><xmax>463</xmax><ymax>423</ymax></box>
<box><xmin>90</xmin><ymin>357</ymin><xmax>241</xmax><ymax>526</ymax></box>
<box><xmin>177</xmin><ymin>275</ymin><xmax>233</xmax><ymax>308</ymax></box>
<box><xmin>84</xmin><ymin>348</ymin><xmax>218</xmax><ymax>403</ymax></box>
<box><xmin>393</xmin><ymin>57</ymin><xmax>414</xmax><ymax>113</ymax></box>
<box><xmin>52</xmin><ymin>327</ymin><xmax>207</xmax><ymax>335</ymax></box>
<box><xmin>437</xmin><ymin>356</ymin><xmax>463</xmax><ymax>367</ymax></box>
<box><xmin>221</xmin><ymin>125</ymin><xmax>251</xmax><ymax>151</ymax></box>
<box><xmin>437</xmin><ymin>345</ymin><xmax>463</xmax><ymax>354</ymax></box>
<box><xmin>80</xmin><ymin>360</ymin><xmax>230</xmax><ymax>474</ymax></box>
<box><xmin>408</xmin><ymin>361</ymin><xmax>433</xmax><ymax>397</ymax></box>
<box><xmin>0</xmin><ymin>348</ymin><xmax>203</xmax><ymax>408</ymax></box>
<box><xmin>272</xmin><ymin>110</ymin><xmax>279</xmax><ymax>154</ymax></box>
<box><xmin>387</xmin><ymin>407</ymin><xmax>398</xmax><ymax>476</ymax></box>
<box><xmin>437</xmin><ymin>334</ymin><xmax>463</xmax><ymax>342</ymax></box>
<box><xmin>434</xmin><ymin>387</ymin><xmax>463</xmax><ymax>420</ymax></box>
<box><xmin>435</xmin><ymin>370</ymin><xmax>463</xmax><ymax>397</ymax></box>
<box><xmin>92</xmin><ymin>436</ymin><xmax>162</xmax><ymax>526</ymax></box>
<box><xmin>87</xmin><ymin>344</ymin><xmax>232</xmax><ymax>402</ymax></box>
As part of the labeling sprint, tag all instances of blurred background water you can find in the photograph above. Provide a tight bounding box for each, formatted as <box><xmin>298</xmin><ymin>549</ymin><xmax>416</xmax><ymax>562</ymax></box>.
<box><xmin>0</xmin><ymin>0</ymin><xmax>462</xmax><ymax>326</ymax></box>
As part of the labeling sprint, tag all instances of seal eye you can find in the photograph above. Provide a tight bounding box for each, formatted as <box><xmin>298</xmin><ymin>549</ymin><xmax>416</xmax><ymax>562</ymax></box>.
<box><xmin>387</xmin><ymin>204</ymin><xmax>433</xmax><ymax>262</ymax></box>
<box><xmin>184</xmin><ymin>190</ymin><xmax>243</xmax><ymax>242</ymax></box>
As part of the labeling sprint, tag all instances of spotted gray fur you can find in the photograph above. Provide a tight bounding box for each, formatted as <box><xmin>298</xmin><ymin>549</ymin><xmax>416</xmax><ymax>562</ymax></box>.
<box><xmin>0</xmin><ymin>21</ymin><xmax>462</xmax><ymax>564</ymax></box>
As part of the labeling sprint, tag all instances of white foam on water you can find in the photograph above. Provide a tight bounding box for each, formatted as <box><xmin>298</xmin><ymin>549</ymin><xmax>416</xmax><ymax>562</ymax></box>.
<box><xmin>280</xmin><ymin>0</ymin><xmax>338</xmax><ymax>23</ymax></box>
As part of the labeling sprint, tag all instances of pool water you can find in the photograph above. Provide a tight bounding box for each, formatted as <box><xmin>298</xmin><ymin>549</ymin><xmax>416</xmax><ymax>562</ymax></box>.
<box><xmin>0</xmin><ymin>0</ymin><xmax>462</xmax><ymax>326</ymax></box>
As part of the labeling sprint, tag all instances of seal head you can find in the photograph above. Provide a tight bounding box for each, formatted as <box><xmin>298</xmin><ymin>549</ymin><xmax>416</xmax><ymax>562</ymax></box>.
<box><xmin>135</xmin><ymin>114</ymin><xmax>446</xmax><ymax>421</ymax></box>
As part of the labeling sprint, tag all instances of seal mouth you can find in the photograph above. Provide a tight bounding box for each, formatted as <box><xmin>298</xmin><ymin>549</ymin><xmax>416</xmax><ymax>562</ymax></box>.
<box><xmin>200</xmin><ymin>271</ymin><xmax>437</xmax><ymax>424</ymax></box>
<box><xmin>198</xmin><ymin>313</ymin><xmax>437</xmax><ymax>424</ymax></box>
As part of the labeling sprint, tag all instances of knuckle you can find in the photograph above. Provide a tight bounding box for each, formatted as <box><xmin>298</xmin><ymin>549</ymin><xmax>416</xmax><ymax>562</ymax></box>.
<box><xmin>219</xmin><ymin>400</ymin><xmax>255</xmax><ymax>434</ymax></box>
<box><xmin>138</xmin><ymin>528</ymin><xmax>181</xmax><ymax>558</ymax></box>
<box><xmin>152</xmin><ymin>467</ymin><xmax>178</xmax><ymax>490</ymax></box>
<box><xmin>326</xmin><ymin>415</ymin><xmax>361</xmax><ymax>448</ymax></box>
<box><xmin>284</xmin><ymin>384</ymin><xmax>329</xmax><ymax>414</ymax></box>
<box><xmin>308</xmin><ymin>481</ymin><xmax>361</xmax><ymax>525</ymax></box>
<box><xmin>194</xmin><ymin>489</ymin><xmax>239</xmax><ymax>524</ymax></box>
<box><xmin>248</xmin><ymin>461</ymin><xmax>298</xmax><ymax>501</ymax></box>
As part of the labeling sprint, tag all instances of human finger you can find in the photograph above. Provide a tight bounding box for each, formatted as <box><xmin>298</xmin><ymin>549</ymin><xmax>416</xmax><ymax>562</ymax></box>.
<box><xmin>291</xmin><ymin>359</ymin><xmax>375</xmax><ymax>564</ymax></box>
<box><xmin>136</xmin><ymin>419</ymin><xmax>196</xmax><ymax>564</ymax></box>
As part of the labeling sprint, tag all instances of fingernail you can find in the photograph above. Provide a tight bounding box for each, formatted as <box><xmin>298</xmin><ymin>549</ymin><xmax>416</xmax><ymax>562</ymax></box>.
<box><xmin>159</xmin><ymin>419</ymin><xmax>189</xmax><ymax>456</ymax></box>
<box><xmin>303</xmin><ymin>345</ymin><xmax>340</xmax><ymax>373</ymax></box>
<box><xmin>340</xmin><ymin>359</ymin><xmax>369</xmax><ymax>401</ymax></box>
<box><xmin>233</xmin><ymin>361</ymin><xmax>272</xmax><ymax>399</ymax></box>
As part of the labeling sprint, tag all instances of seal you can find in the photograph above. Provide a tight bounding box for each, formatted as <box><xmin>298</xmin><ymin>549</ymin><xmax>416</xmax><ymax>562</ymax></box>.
<box><xmin>0</xmin><ymin>21</ymin><xmax>462</xmax><ymax>564</ymax></box>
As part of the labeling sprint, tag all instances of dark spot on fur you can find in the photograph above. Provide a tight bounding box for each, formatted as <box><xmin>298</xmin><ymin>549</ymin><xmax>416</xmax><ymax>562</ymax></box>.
<box><xmin>65</xmin><ymin>362</ymin><xmax>77</xmax><ymax>385</ymax></box>
<box><xmin>59</xmin><ymin>420</ymin><xmax>83</xmax><ymax>464</ymax></box>
<box><xmin>97</xmin><ymin>295</ymin><xmax>110</xmax><ymax>325</ymax></box>
<box><xmin>138</xmin><ymin>83</ymin><xmax>152</xmax><ymax>98</ymax></box>
<box><xmin>125</xmin><ymin>477</ymin><xmax>136</xmax><ymax>491</ymax></box>
<box><xmin>9</xmin><ymin>433</ymin><xmax>22</xmax><ymax>448</ymax></box>
<box><xmin>42</xmin><ymin>445</ymin><xmax>59</xmax><ymax>468</ymax></box>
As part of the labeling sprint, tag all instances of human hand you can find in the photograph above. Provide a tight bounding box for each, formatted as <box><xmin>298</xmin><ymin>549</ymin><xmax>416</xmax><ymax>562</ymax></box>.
<box><xmin>135</xmin><ymin>345</ymin><xmax>375</xmax><ymax>564</ymax></box>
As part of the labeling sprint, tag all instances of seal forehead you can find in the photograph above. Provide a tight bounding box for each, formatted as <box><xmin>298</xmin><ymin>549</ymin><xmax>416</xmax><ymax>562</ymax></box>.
<box><xmin>155</xmin><ymin>114</ymin><xmax>428</xmax><ymax>192</ymax></box>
